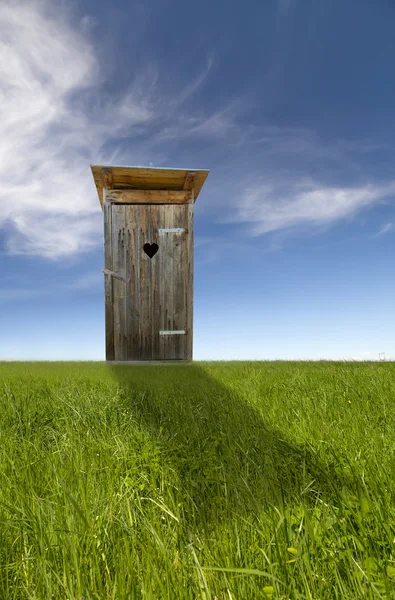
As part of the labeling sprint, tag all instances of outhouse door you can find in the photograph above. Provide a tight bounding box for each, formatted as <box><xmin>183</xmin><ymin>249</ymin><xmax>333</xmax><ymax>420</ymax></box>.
<box><xmin>104</xmin><ymin>202</ymin><xmax>193</xmax><ymax>361</ymax></box>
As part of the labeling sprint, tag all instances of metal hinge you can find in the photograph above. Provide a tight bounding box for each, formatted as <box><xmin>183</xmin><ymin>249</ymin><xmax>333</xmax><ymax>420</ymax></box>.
<box><xmin>159</xmin><ymin>330</ymin><xmax>186</xmax><ymax>335</ymax></box>
<box><xmin>158</xmin><ymin>228</ymin><xmax>187</xmax><ymax>233</ymax></box>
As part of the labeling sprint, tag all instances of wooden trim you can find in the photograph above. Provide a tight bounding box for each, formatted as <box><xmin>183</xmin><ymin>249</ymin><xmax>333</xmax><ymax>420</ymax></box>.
<box><xmin>104</xmin><ymin>189</ymin><xmax>193</xmax><ymax>204</ymax></box>
<box><xmin>102</xmin><ymin>167</ymin><xmax>113</xmax><ymax>189</ymax></box>
<box><xmin>103</xmin><ymin>189</ymin><xmax>115</xmax><ymax>361</ymax></box>
<box><xmin>183</xmin><ymin>172</ymin><xmax>196</xmax><ymax>204</ymax></box>
<box><xmin>183</xmin><ymin>171</ymin><xmax>196</xmax><ymax>190</ymax></box>
<box><xmin>186</xmin><ymin>204</ymin><xmax>194</xmax><ymax>361</ymax></box>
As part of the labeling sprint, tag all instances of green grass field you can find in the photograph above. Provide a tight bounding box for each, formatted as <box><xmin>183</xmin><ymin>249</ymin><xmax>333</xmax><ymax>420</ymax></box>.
<box><xmin>1</xmin><ymin>361</ymin><xmax>395</xmax><ymax>599</ymax></box>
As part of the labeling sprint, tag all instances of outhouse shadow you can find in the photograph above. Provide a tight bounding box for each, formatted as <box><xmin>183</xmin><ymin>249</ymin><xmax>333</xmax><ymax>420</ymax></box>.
<box><xmin>109</xmin><ymin>363</ymin><xmax>350</xmax><ymax>526</ymax></box>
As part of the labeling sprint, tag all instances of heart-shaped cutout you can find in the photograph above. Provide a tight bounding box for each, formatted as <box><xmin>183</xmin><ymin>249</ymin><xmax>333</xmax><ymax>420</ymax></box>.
<box><xmin>143</xmin><ymin>243</ymin><xmax>159</xmax><ymax>258</ymax></box>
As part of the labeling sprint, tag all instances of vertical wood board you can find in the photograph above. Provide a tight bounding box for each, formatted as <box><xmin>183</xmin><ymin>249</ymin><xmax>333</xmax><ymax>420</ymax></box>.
<box><xmin>112</xmin><ymin>205</ymin><xmax>127</xmax><ymax>360</ymax></box>
<box><xmin>103</xmin><ymin>193</ymin><xmax>114</xmax><ymax>360</ymax></box>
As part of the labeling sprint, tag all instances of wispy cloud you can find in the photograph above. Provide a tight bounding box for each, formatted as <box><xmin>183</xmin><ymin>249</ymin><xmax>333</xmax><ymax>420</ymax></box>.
<box><xmin>0</xmin><ymin>1</ymin><xmax>107</xmax><ymax>259</ymax></box>
<box><xmin>376</xmin><ymin>222</ymin><xmax>393</xmax><ymax>236</ymax></box>
<box><xmin>0</xmin><ymin>1</ymin><xmax>216</xmax><ymax>260</ymax></box>
<box><xmin>156</xmin><ymin>110</ymin><xmax>238</xmax><ymax>143</ymax></box>
<box><xmin>221</xmin><ymin>178</ymin><xmax>395</xmax><ymax>237</ymax></box>
<box><xmin>1</xmin><ymin>1</ymin><xmax>393</xmax><ymax>261</ymax></box>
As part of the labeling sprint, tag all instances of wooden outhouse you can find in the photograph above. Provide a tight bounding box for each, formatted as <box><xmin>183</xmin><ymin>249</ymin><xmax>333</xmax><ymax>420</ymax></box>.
<box><xmin>91</xmin><ymin>165</ymin><xmax>209</xmax><ymax>362</ymax></box>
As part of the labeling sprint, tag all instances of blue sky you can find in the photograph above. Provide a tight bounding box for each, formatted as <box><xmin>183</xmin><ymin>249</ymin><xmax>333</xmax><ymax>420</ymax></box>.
<box><xmin>0</xmin><ymin>0</ymin><xmax>394</xmax><ymax>361</ymax></box>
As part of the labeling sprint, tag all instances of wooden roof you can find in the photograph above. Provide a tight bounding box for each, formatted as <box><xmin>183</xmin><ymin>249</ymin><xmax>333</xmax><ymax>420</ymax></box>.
<box><xmin>91</xmin><ymin>164</ymin><xmax>210</xmax><ymax>208</ymax></box>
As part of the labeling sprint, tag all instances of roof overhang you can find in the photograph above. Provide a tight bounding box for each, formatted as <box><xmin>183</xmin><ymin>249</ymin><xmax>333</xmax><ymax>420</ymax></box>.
<box><xmin>91</xmin><ymin>164</ymin><xmax>210</xmax><ymax>209</ymax></box>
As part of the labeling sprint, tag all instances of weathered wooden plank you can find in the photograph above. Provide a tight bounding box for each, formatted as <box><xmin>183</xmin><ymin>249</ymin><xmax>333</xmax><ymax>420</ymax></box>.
<box><xmin>112</xmin><ymin>204</ymin><xmax>121</xmax><ymax>360</ymax></box>
<box><xmin>103</xmin><ymin>190</ymin><xmax>114</xmax><ymax>360</ymax></box>
<box><xmin>125</xmin><ymin>205</ymin><xmax>141</xmax><ymax>360</ymax></box>
<box><xmin>139</xmin><ymin>205</ymin><xmax>152</xmax><ymax>360</ymax></box>
<box><xmin>114</xmin><ymin>178</ymin><xmax>184</xmax><ymax>190</ymax></box>
<box><xmin>158</xmin><ymin>205</ymin><xmax>166</xmax><ymax>360</ymax></box>
<box><xmin>186</xmin><ymin>204</ymin><xmax>194</xmax><ymax>360</ymax></box>
<box><xmin>159</xmin><ymin>206</ymin><xmax>170</xmax><ymax>359</ymax></box>
<box><xmin>169</xmin><ymin>205</ymin><xmax>178</xmax><ymax>360</ymax></box>
<box><xmin>150</xmin><ymin>205</ymin><xmax>161</xmax><ymax>360</ymax></box>
<box><xmin>105</xmin><ymin>189</ymin><xmax>193</xmax><ymax>204</ymax></box>
<box><xmin>173</xmin><ymin>205</ymin><xmax>187</xmax><ymax>360</ymax></box>
<box><xmin>124</xmin><ymin>206</ymin><xmax>132</xmax><ymax>360</ymax></box>
<box><xmin>183</xmin><ymin>204</ymin><xmax>189</xmax><ymax>360</ymax></box>
<box><xmin>167</xmin><ymin>205</ymin><xmax>176</xmax><ymax>360</ymax></box>
<box><xmin>137</xmin><ymin>205</ymin><xmax>146</xmax><ymax>359</ymax></box>
<box><xmin>112</xmin><ymin>204</ymin><xmax>127</xmax><ymax>360</ymax></box>
<box><xmin>156</xmin><ymin>205</ymin><xmax>190</xmax><ymax>360</ymax></box>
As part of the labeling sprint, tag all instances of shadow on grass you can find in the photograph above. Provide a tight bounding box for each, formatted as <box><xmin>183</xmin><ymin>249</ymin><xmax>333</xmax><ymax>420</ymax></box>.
<box><xmin>109</xmin><ymin>363</ymin><xmax>351</xmax><ymax>526</ymax></box>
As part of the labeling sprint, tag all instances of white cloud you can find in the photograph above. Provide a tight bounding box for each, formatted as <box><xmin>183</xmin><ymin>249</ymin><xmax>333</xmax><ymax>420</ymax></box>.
<box><xmin>155</xmin><ymin>108</ymin><xmax>237</xmax><ymax>143</ymax></box>
<box><xmin>1</xmin><ymin>1</ymin><xmax>393</xmax><ymax>261</ymax></box>
<box><xmin>0</xmin><ymin>1</ymin><xmax>215</xmax><ymax>260</ymax></box>
<box><xmin>224</xmin><ymin>178</ymin><xmax>395</xmax><ymax>237</ymax></box>
<box><xmin>0</xmin><ymin>2</ymin><xmax>112</xmax><ymax>258</ymax></box>
<box><xmin>6</xmin><ymin>212</ymin><xmax>103</xmax><ymax>258</ymax></box>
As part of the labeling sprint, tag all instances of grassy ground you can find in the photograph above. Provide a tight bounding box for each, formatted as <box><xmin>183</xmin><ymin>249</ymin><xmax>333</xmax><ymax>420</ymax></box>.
<box><xmin>0</xmin><ymin>361</ymin><xmax>395</xmax><ymax>599</ymax></box>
